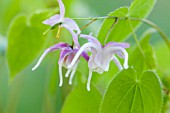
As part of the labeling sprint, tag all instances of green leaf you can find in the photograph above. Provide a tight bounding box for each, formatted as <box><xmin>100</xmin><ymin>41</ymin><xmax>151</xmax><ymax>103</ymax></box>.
<box><xmin>128</xmin><ymin>0</ymin><xmax>156</xmax><ymax>18</ymax></box>
<box><xmin>98</xmin><ymin>7</ymin><xmax>129</xmax><ymax>44</ymax></box>
<box><xmin>130</xmin><ymin>28</ymin><xmax>157</xmax><ymax>75</ymax></box>
<box><xmin>0</xmin><ymin>0</ymin><xmax>46</xmax><ymax>35</ymax></box>
<box><xmin>98</xmin><ymin>0</ymin><xmax>156</xmax><ymax>44</ymax></box>
<box><xmin>155</xmin><ymin>42</ymin><xmax>170</xmax><ymax>71</ymax></box>
<box><xmin>61</xmin><ymin>83</ymin><xmax>102</xmax><ymax>113</ymax></box>
<box><xmin>7</xmin><ymin>11</ymin><xmax>49</xmax><ymax>78</ymax></box>
<box><xmin>100</xmin><ymin>68</ymin><xmax>162</xmax><ymax>113</ymax></box>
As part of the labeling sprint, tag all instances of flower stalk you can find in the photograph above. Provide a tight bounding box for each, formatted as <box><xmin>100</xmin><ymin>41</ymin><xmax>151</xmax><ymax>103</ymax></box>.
<box><xmin>72</xmin><ymin>16</ymin><xmax>170</xmax><ymax>50</ymax></box>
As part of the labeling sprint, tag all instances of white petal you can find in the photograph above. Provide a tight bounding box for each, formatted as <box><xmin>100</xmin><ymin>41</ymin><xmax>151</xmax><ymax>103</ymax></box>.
<box><xmin>63</xmin><ymin>18</ymin><xmax>81</xmax><ymax>34</ymax></box>
<box><xmin>95</xmin><ymin>67</ymin><xmax>104</xmax><ymax>74</ymax></box>
<box><xmin>88</xmin><ymin>55</ymin><xmax>98</xmax><ymax>70</ymax></box>
<box><xmin>59</xmin><ymin>60</ymin><xmax>64</xmax><ymax>87</ymax></box>
<box><xmin>42</xmin><ymin>14</ymin><xmax>61</xmax><ymax>26</ymax></box>
<box><xmin>57</xmin><ymin>0</ymin><xmax>65</xmax><ymax>21</ymax></box>
<box><xmin>32</xmin><ymin>48</ymin><xmax>51</xmax><ymax>71</ymax></box>
<box><xmin>32</xmin><ymin>43</ymin><xmax>69</xmax><ymax>71</ymax></box>
<box><xmin>103</xmin><ymin>46</ymin><xmax>129</xmax><ymax>69</ymax></box>
<box><xmin>121</xmin><ymin>49</ymin><xmax>129</xmax><ymax>69</ymax></box>
<box><xmin>80</xmin><ymin>34</ymin><xmax>102</xmax><ymax>48</ymax></box>
<box><xmin>68</xmin><ymin>42</ymin><xmax>100</xmax><ymax>69</ymax></box>
<box><xmin>69</xmin><ymin>63</ymin><xmax>78</xmax><ymax>85</ymax></box>
<box><xmin>87</xmin><ymin>70</ymin><xmax>93</xmax><ymax>91</ymax></box>
<box><xmin>94</xmin><ymin>49</ymin><xmax>116</xmax><ymax>72</ymax></box>
<box><xmin>65</xmin><ymin>69</ymin><xmax>71</xmax><ymax>78</ymax></box>
<box><xmin>112</xmin><ymin>55</ymin><xmax>123</xmax><ymax>71</ymax></box>
<box><xmin>62</xmin><ymin>26</ymin><xmax>80</xmax><ymax>48</ymax></box>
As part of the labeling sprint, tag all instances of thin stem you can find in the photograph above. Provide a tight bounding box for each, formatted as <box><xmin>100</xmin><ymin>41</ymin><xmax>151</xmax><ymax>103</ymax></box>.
<box><xmin>80</xmin><ymin>19</ymin><xmax>97</xmax><ymax>30</ymax></box>
<box><xmin>72</xmin><ymin>16</ymin><xmax>170</xmax><ymax>50</ymax></box>
<box><xmin>43</xmin><ymin>27</ymin><xmax>52</xmax><ymax>35</ymax></box>
<box><xmin>72</xmin><ymin>16</ymin><xmax>107</xmax><ymax>20</ymax></box>
<box><xmin>43</xmin><ymin>23</ymin><xmax>60</xmax><ymax>35</ymax></box>
<box><xmin>72</xmin><ymin>16</ymin><xmax>126</xmax><ymax>20</ymax></box>
<box><xmin>104</xmin><ymin>17</ymin><xmax>118</xmax><ymax>44</ymax></box>
<box><xmin>130</xmin><ymin>18</ymin><xmax>170</xmax><ymax>50</ymax></box>
<box><xmin>128</xmin><ymin>18</ymin><xmax>145</xmax><ymax>57</ymax></box>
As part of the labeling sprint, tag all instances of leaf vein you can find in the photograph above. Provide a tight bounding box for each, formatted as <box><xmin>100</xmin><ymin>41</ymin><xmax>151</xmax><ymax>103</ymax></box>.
<box><xmin>114</xmin><ymin>84</ymin><xmax>135</xmax><ymax>113</ymax></box>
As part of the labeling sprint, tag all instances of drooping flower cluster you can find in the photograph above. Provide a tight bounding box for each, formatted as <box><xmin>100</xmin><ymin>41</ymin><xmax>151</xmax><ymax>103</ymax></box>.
<box><xmin>32</xmin><ymin>0</ymin><xmax>130</xmax><ymax>91</ymax></box>
<box><xmin>67</xmin><ymin>34</ymin><xmax>129</xmax><ymax>91</ymax></box>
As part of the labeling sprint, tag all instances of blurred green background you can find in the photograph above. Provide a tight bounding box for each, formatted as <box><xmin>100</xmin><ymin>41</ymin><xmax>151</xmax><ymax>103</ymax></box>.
<box><xmin>0</xmin><ymin>0</ymin><xmax>170</xmax><ymax>113</ymax></box>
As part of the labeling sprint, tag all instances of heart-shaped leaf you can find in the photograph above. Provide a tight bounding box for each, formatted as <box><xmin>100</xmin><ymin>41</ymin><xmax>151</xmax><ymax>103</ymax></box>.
<box><xmin>100</xmin><ymin>68</ymin><xmax>162</xmax><ymax>113</ymax></box>
<box><xmin>7</xmin><ymin>11</ymin><xmax>49</xmax><ymax>78</ymax></box>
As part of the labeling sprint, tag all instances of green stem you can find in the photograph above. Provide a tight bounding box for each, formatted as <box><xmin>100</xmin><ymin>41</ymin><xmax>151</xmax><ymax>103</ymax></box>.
<box><xmin>80</xmin><ymin>19</ymin><xmax>97</xmax><ymax>30</ymax></box>
<box><xmin>72</xmin><ymin>16</ymin><xmax>170</xmax><ymax>50</ymax></box>
<box><xmin>130</xmin><ymin>18</ymin><xmax>170</xmax><ymax>49</ymax></box>
<box><xmin>72</xmin><ymin>16</ymin><xmax>126</xmax><ymax>20</ymax></box>
<box><xmin>128</xmin><ymin>18</ymin><xmax>145</xmax><ymax>57</ymax></box>
<box><xmin>72</xmin><ymin>16</ymin><xmax>107</xmax><ymax>20</ymax></box>
<box><xmin>104</xmin><ymin>18</ymin><xmax>118</xmax><ymax>44</ymax></box>
<box><xmin>43</xmin><ymin>23</ymin><xmax>60</xmax><ymax>35</ymax></box>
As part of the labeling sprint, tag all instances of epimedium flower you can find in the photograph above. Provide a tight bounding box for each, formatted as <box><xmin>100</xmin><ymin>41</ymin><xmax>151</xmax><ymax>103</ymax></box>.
<box><xmin>32</xmin><ymin>42</ymin><xmax>89</xmax><ymax>87</ymax></box>
<box><xmin>42</xmin><ymin>0</ymin><xmax>81</xmax><ymax>47</ymax></box>
<box><xmin>68</xmin><ymin>34</ymin><xmax>130</xmax><ymax>91</ymax></box>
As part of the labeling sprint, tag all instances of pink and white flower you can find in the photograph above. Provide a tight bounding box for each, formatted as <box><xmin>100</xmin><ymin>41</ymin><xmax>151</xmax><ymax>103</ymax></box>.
<box><xmin>42</xmin><ymin>0</ymin><xmax>81</xmax><ymax>47</ymax></box>
<box><xmin>68</xmin><ymin>34</ymin><xmax>130</xmax><ymax>91</ymax></box>
<box><xmin>32</xmin><ymin>42</ymin><xmax>89</xmax><ymax>87</ymax></box>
